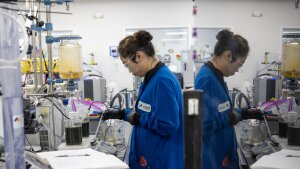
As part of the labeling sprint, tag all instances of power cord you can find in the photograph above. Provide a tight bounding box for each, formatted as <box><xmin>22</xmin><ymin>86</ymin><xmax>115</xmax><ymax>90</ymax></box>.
<box><xmin>263</xmin><ymin>115</ymin><xmax>279</xmax><ymax>147</ymax></box>
<box><xmin>39</xmin><ymin>117</ymin><xmax>64</xmax><ymax>141</ymax></box>
<box><xmin>88</xmin><ymin>101</ymin><xmax>109</xmax><ymax>112</ymax></box>
<box><xmin>104</xmin><ymin>122</ymin><xmax>112</xmax><ymax>142</ymax></box>
<box><xmin>45</xmin><ymin>98</ymin><xmax>69</xmax><ymax>119</ymax></box>
<box><xmin>25</xmin><ymin>135</ymin><xmax>34</xmax><ymax>152</ymax></box>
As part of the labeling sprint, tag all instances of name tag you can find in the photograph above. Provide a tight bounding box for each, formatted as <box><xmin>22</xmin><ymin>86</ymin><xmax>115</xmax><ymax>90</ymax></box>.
<box><xmin>138</xmin><ymin>101</ymin><xmax>151</xmax><ymax>112</ymax></box>
<box><xmin>218</xmin><ymin>101</ymin><xmax>230</xmax><ymax>112</ymax></box>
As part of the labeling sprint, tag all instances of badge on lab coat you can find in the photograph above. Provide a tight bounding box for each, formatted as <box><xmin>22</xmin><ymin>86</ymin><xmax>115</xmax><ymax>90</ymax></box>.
<box><xmin>218</xmin><ymin>101</ymin><xmax>230</xmax><ymax>112</ymax></box>
<box><xmin>138</xmin><ymin>101</ymin><xmax>151</xmax><ymax>112</ymax></box>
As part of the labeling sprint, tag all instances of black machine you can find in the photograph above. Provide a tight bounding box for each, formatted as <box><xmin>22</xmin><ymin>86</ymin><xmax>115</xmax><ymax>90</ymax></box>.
<box><xmin>23</xmin><ymin>98</ymin><xmax>39</xmax><ymax>134</ymax></box>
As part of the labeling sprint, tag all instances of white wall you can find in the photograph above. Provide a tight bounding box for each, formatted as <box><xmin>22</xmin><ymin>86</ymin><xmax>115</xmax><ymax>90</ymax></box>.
<box><xmin>47</xmin><ymin>0</ymin><xmax>194</xmax><ymax>90</ymax></box>
<box><xmin>30</xmin><ymin>0</ymin><xmax>300</xmax><ymax>90</ymax></box>
<box><xmin>196</xmin><ymin>0</ymin><xmax>300</xmax><ymax>89</ymax></box>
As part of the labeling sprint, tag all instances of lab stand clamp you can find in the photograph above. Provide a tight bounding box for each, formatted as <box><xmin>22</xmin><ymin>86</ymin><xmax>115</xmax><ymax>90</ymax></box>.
<box><xmin>44</xmin><ymin>0</ymin><xmax>74</xmax><ymax>5</ymax></box>
<box><xmin>65</xmin><ymin>79</ymin><xmax>79</xmax><ymax>92</ymax></box>
<box><xmin>46</xmin><ymin>35</ymin><xmax>82</xmax><ymax>44</ymax></box>
<box><xmin>31</xmin><ymin>0</ymin><xmax>74</xmax><ymax>32</ymax></box>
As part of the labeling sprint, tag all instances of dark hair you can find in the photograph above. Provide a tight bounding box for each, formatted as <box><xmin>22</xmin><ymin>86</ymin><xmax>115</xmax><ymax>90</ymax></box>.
<box><xmin>214</xmin><ymin>29</ymin><xmax>249</xmax><ymax>61</ymax></box>
<box><xmin>118</xmin><ymin>30</ymin><xmax>155</xmax><ymax>59</ymax></box>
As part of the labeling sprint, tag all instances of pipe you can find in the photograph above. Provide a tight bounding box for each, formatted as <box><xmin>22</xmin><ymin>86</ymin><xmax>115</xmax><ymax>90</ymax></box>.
<box><xmin>31</xmin><ymin>1</ymin><xmax>38</xmax><ymax>93</ymax></box>
<box><xmin>38</xmin><ymin>2</ymin><xmax>44</xmax><ymax>94</ymax></box>
<box><xmin>45</xmin><ymin>5</ymin><xmax>56</xmax><ymax>150</ymax></box>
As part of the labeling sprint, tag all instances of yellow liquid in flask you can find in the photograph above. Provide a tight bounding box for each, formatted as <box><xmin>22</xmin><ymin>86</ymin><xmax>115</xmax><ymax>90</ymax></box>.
<box><xmin>59</xmin><ymin>41</ymin><xmax>83</xmax><ymax>79</ymax></box>
<box><xmin>281</xmin><ymin>42</ymin><xmax>300</xmax><ymax>78</ymax></box>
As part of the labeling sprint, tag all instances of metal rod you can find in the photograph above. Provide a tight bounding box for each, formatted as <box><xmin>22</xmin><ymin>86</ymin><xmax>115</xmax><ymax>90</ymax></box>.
<box><xmin>263</xmin><ymin>115</ymin><xmax>272</xmax><ymax>140</ymax></box>
<box><xmin>31</xmin><ymin>1</ymin><xmax>38</xmax><ymax>93</ymax></box>
<box><xmin>38</xmin><ymin>1</ymin><xmax>44</xmax><ymax>94</ymax></box>
<box><xmin>46</xmin><ymin>4</ymin><xmax>56</xmax><ymax>150</ymax></box>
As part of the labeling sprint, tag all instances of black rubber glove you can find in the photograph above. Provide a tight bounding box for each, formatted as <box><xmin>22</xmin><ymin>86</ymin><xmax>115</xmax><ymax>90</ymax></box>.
<box><xmin>240</xmin><ymin>108</ymin><xmax>264</xmax><ymax>120</ymax></box>
<box><xmin>127</xmin><ymin>110</ymin><xmax>140</xmax><ymax>125</ymax></box>
<box><xmin>102</xmin><ymin>109</ymin><xmax>125</xmax><ymax>120</ymax></box>
<box><xmin>228</xmin><ymin>110</ymin><xmax>242</xmax><ymax>125</ymax></box>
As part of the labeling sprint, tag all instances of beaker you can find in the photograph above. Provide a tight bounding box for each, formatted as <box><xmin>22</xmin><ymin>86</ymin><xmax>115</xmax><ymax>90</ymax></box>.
<box><xmin>104</xmin><ymin>120</ymin><xmax>124</xmax><ymax>145</ymax></box>
<box><xmin>65</xmin><ymin>112</ymin><xmax>82</xmax><ymax>145</ymax></box>
<box><xmin>58</xmin><ymin>39</ymin><xmax>83</xmax><ymax>79</ymax></box>
<box><xmin>242</xmin><ymin>120</ymin><xmax>266</xmax><ymax>145</ymax></box>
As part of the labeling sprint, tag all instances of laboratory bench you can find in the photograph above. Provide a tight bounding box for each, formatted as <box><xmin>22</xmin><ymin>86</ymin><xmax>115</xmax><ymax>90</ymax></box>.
<box><xmin>236</xmin><ymin>117</ymin><xmax>300</xmax><ymax>169</ymax></box>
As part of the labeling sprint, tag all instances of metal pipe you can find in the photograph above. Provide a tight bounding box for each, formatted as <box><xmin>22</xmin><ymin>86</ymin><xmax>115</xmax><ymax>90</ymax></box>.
<box><xmin>38</xmin><ymin>2</ymin><xmax>44</xmax><ymax>94</ymax></box>
<box><xmin>46</xmin><ymin>7</ymin><xmax>52</xmax><ymax>81</ymax></box>
<box><xmin>31</xmin><ymin>1</ymin><xmax>38</xmax><ymax>93</ymax></box>
<box><xmin>46</xmin><ymin>5</ymin><xmax>56</xmax><ymax>150</ymax></box>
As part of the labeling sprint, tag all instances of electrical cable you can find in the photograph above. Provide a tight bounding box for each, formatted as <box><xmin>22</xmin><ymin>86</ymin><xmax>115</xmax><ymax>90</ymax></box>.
<box><xmin>39</xmin><ymin>118</ymin><xmax>64</xmax><ymax>141</ymax></box>
<box><xmin>259</xmin><ymin>100</ymin><xmax>280</xmax><ymax>112</ymax></box>
<box><xmin>45</xmin><ymin>98</ymin><xmax>69</xmax><ymax>119</ymax></box>
<box><xmin>36</xmin><ymin>83</ymin><xmax>47</xmax><ymax>93</ymax></box>
<box><xmin>25</xmin><ymin>135</ymin><xmax>34</xmax><ymax>152</ymax></box>
<box><xmin>103</xmin><ymin>122</ymin><xmax>112</xmax><ymax>142</ymax></box>
<box><xmin>41</xmin><ymin>51</ymin><xmax>48</xmax><ymax>73</ymax></box>
<box><xmin>263</xmin><ymin>115</ymin><xmax>278</xmax><ymax>146</ymax></box>
<box><xmin>94</xmin><ymin>115</ymin><xmax>103</xmax><ymax>138</ymax></box>
<box><xmin>110</xmin><ymin>93</ymin><xmax>123</xmax><ymax>109</ymax></box>
<box><xmin>88</xmin><ymin>74</ymin><xmax>103</xmax><ymax>78</ymax></box>
<box><xmin>88</xmin><ymin>101</ymin><xmax>108</xmax><ymax>111</ymax></box>
<box><xmin>234</xmin><ymin>92</ymin><xmax>251</xmax><ymax>109</ymax></box>
<box><xmin>256</xmin><ymin>73</ymin><xmax>273</xmax><ymax>78</ymax></box>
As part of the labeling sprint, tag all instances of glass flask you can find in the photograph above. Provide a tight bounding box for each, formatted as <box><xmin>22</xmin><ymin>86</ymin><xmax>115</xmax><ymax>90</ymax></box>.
<box><xmin>104</xmin><ymin>120</ymin><xmax>125</xmax><ymax>145</ymax></box>
<box><xmin>241</xmin><ymin>120</ymin><xmax>266</xmax><ymax>145</ymax></box>
<box><xmin>58</xmin><ymin>39</ymin><xmax>83</xmax><ymax>79</ymax></box>
<box><xmin>281</xmin><ymin>40</ymin><xmax>300</xmax><ymax>78</ymax></box>
<box><xmin>65</xmin><ymin>111</ymin><xmax>82</xmax><ymax>145</ymax></box>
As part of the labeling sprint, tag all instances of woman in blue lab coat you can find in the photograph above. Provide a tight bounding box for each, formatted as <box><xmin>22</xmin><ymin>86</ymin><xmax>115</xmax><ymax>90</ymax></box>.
<box><xmin>195</xmin><ymin>29</ymin><xmax>259</xmax><ymax>169</ymax></box>
<box><xmin>103</xmin><ymin>30</ymin><xmax>184</xmax><ymax>169</ymax></box>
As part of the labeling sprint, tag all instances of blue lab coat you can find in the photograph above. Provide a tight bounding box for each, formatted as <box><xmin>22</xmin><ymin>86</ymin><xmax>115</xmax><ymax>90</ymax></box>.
<box><xmin>125</xmin><ymin>65</ymin><xmax>184</xmax><ymax>169</ymax></box>
<box><xmin>194</xmin><ymin>63</ymin><xmax>239</xmax><ymax>169</ymax></box>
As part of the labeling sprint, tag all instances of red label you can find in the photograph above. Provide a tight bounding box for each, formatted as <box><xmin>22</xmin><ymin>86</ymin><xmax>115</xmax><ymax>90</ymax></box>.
<box><xmin>139</xmin><ymin>156</ymin><xmax>147</xmax><ymax>167</ymax></box>
<box><xmin>222</xmin><ymin>156</ymin><xmax>230</xmax><ymax>167</ymax></box>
